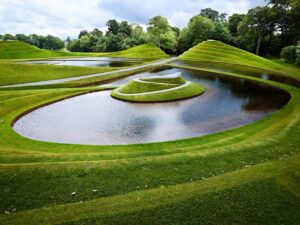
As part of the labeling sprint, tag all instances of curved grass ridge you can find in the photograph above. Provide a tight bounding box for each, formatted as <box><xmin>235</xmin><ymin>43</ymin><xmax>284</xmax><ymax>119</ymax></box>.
<box><xmin>111</xmin><ymin>72</ymin><xmax>205</xmax><ymax>102</ymax></box>
<box><xmin>107</xmin><ymin>44</ymin><xmax>170</xmax><ymax>59</ymax></box>
<box><xmin>179</xmin><ymin>40</ymin><xmax>280</xmax><ymax>70</ymax></box>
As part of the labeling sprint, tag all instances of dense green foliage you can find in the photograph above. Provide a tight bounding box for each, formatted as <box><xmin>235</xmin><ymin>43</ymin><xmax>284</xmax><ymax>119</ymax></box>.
<box><xmin>2</xmin><ymin>33</ymin><xmax>64</xmax><ymax>50</ymax></box>
<box><xmin>1</xmin><ymin>0</ymin><xmax>299</xmax><ymax>58</ymax></box>
<box><xmin>281</xmin><ymin>42</ymin><xmax>300</xmax><ymax>65</ymax></box>
<box><xmin>0</xmin><ymin>41</ymin><xmax>108</xmax><ymax>60</ymax></box>
<box><xmin>111</xmin><ymin>74</ymin><xmax>205</xmax><ymax>102</ymax></box>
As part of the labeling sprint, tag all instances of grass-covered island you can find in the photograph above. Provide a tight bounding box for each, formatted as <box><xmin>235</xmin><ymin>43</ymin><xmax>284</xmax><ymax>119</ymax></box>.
<box><xmin>111</xmin><ymin>73</ymin><xmax>205</xmax><ymax>102</ymax></box>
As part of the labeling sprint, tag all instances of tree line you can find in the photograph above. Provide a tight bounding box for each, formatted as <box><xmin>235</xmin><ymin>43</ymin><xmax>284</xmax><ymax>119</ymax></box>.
<box><xmin>1</xmin><ymin>0</ymin><xmax>299</xmax><ymax>59</ymax></box>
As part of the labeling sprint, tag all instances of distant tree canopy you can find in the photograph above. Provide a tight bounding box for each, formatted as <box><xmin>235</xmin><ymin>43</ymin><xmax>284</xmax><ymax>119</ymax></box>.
<box><xmin>1</xmin><ymin>0</ymin><xmax>299</xmax><ymax>57</ymax></box>
<box><xmin>0</xmin><ymin>33</ymin><xmax>64</xmax><ymax>50</ymax></box>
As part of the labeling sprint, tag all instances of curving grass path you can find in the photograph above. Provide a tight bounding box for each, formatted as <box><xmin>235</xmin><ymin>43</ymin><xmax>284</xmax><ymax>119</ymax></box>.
<box><xmin>0</xmin><ymin>41</ymin><xmax>299</xmax><ymax>225</ymax></box>
<box><xmin>111</xmin><ymin>73</ymin><xmax>205</xmax><ymax>102</ymax></box>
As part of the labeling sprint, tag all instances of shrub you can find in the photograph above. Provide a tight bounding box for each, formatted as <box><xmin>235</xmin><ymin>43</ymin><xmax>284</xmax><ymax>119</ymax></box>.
<box><xmin>280</xmin><ymin>45</ymin><xmax>296</xmax><ymax>63</ymax></box>
<box><xmin>296</xmin><ymin>43</ymin><xmax>300</xmax><ymax>66</ymax></box>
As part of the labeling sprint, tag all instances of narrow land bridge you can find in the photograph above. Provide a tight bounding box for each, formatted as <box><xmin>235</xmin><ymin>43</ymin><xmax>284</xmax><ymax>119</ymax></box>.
<box><xmin>0</xmin><ymin>57</ymin><xmax>177</xmax><ymax>89</ymax></box>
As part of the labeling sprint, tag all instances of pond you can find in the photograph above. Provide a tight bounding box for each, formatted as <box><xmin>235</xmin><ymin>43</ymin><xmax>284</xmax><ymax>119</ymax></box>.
<box><xmin>21</xmin><ymin>57</ymin><xmax>146</xmax><ymax>67</ymax></box>
<box><xmin>13</xmin><ymin>67</ymin><xmax>290</xmax><ymax>145</ymax></box>
<box><xmin>174</xmin><ymin>60</ymin><xmax>300</xmax><ymax>88</ymax></box>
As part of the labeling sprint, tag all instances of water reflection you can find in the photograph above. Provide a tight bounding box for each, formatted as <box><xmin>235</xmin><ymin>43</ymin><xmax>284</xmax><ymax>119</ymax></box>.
<box><xmin>174</xmin><ymin>60</ymin><xmax>300</xmax><ymax>88</ymax></box>
<box><xmin>13</xmin><ymin>68</ymin><xmax>290</xmax><ymax>145</ymax></box>
<box><xmin>21</xmin><ymin>57</ymin><xmax>145</xmax><ymax>68</ymax></box>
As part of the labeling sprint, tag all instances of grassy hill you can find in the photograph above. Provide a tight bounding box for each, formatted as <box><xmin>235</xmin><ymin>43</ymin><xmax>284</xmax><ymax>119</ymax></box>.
<box><xmin>111</xmin><ymin>73</ymin><xmax>204</xmax><ymax>102</ymax></box>
<box><xmin>0</xmin><ymin>62</ymin><xmax>118</xmax><ymax>86</ymax></box>
<box><xmin>179</xmin><ymin>40</ymin><xmax>280</xmax><ymax>70</ymax></box>
<box><xmin>0</xmin><ymin>41</ymin><xmax>80</xmax><ymax>59</ymax></box>
<box><xmin>0</xmin><ymin>41</ymin><xmax>169</xmax><ymax>60</ymax></box>
<box><xmin>108</xmin><ymin>44</ymin><xmax>170</xmax><ymax>59</ymax></box>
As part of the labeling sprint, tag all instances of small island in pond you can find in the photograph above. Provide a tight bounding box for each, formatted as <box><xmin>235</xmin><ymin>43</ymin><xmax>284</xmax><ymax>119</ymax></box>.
<box><xmin>111</xmin><ymin>72</ymin><xmax>205</xmax><ymax>102</ymax></box>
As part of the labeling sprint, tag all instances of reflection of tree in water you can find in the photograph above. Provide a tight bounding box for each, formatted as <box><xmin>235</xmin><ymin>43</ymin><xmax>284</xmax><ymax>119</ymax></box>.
<box><xmin>216</xmin><ymin>76</ymin><xmax>290</xmax><ymax>111</ymax></box>
<box><xmin>109</xmin><ymin>61</ymin><xmax>140</xmax><ymax>67</ymax></box>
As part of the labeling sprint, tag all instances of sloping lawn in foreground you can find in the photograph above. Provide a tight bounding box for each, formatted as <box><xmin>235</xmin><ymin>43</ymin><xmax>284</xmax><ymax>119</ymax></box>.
<box><xmin>0</xmin><ymin>67</ymin><xmax>299</xmax><ymax>224</ymax></box>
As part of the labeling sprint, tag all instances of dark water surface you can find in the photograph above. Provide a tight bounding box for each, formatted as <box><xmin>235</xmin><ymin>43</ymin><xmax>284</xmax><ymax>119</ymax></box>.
<box><xmin>21</xmin><ymin>57</ymin><xmax>145</xmax><ymax>67</ymax></box>
<box><xmin>174</xmin><ymin>60</ymin><xmax>300</xmax><ymax>88</ymax></box>
<box><xmin>13</xmin><ymin>68</ymin><xmax>290</xmax><ymax>145</ymax></box>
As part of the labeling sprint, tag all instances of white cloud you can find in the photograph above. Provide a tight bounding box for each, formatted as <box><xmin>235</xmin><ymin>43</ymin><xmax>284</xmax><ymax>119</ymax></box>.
<box><xmin>0</xmin><ymin>0</ymin><xmax>266</xmax><ymax>39</ymax></box>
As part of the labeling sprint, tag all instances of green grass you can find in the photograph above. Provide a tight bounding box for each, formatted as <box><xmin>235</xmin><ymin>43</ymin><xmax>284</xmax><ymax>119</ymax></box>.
<box><xmin>0</xmin><ymin>41</ymin><xmax>299</xmax><ymax>225</ymax></box>
<box><xmin>111</xmin><ymin>74</ymin><xmax>205</xmax><ymax>102</ymax></box>
<box><xmin>0</xmin><ymin>41</ymin><xmax>110</xmax><ymax>60</ymax></box>
<box><xmin>179</xmin><ymin>40</ymin><xmax>281</xmax><ymax>70</ymax></box>
<box><xmin>268</xmin><ymin>58</ymin><xmax>300</xmax><ymax>77</ymax></box>
<box><xmin>0</xmin><ymin>62</ymin><xmax>119</xmax><ymax>86</ymax></box>
<box><xmin>107</xmin><ymin>44</ymin><xmax>170</xmax><ymax>59</ymax></box>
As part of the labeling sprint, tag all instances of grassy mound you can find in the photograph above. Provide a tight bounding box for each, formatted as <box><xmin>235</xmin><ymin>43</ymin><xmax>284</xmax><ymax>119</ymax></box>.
<box><xmin>111</xmin><ymin>73</ymin><xmax>205</xmax><ymax>102</ymax></box>
<box><xmin>0</xmin><ymin>73</ymin><xmax>299</xmax><ymax>224</ymax></box>
<box><xmin>179</xmin><ymin>40</ymin><xmax>280</xmax><ymax>70</ymax></box>
<box><xmin>0</xmin><ymin>41</ymin><xmax>110</xmax><ymax>60</ymax></box>
<box><xmin>107</xmin><ymin>44</ymin><xmax>170</xmax><ymax>59</ymax></box>
<box><xmin>0</xmin><ymin>41</ymin><xmax>75</xmax><ymax>59</ymax></box>
<box><xmin>0</xmin><ymin>62</ymin><xmax>118</xmax><ymax>86</ymax></box>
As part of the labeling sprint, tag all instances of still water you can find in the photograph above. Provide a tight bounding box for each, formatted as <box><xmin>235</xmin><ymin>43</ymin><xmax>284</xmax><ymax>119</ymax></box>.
<box><xmin>21</xmin><ymin>57</ymin><xmax>144</xmax><ymax>67</ymax></box>
<box><xmin>13</xmin><ymin>68</ymin><xmax>290</xmax><ymax>145</ymax></box>
<box><xmin>174</xmin><ymin>60</ymin><xmax>300</xmax><ymax>88</ymax></box>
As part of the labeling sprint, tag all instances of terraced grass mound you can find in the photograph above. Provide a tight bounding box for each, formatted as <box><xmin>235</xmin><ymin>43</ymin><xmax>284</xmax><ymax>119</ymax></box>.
<box><xmin>108</xmin><ymin>44</ymin><xmax>170</xmax><ymax>59</ymax></box>
<box><xmin>0</xmin><ymin>62</ymin><xmax>118</xmax><ymax>86</ymax></box>
<box><xmin>179</xmin><ymin>40</ymin><xmax>280</xmax><ymax>70</ymax></box>
<box><xmin>0</xmin><ymin>41</ymin><xmax>76</xmax><ymax>60</ymax></box>
<box><xmin>0</xmin><ymin>41</ymin><xmax>111</xmax><ymax>60</ymax></box>
<box><xmin>111</xmin><ymin>73</ymin><xmax>205</xmax><ymax>102</ymax></box>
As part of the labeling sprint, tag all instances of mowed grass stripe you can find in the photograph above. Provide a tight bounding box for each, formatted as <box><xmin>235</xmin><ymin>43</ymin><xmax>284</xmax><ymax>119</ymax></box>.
<box><xmin>0</xmin><ymin>155</ymin><xmax>298</xmax><ymax>225</ymax></box>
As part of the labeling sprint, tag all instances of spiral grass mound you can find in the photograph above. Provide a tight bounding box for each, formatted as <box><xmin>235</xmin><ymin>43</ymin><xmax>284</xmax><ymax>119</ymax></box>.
<box><xmin>111</xmin><ymin>72</ymin><xmax>205</xmax><ymax>102</ymax></box>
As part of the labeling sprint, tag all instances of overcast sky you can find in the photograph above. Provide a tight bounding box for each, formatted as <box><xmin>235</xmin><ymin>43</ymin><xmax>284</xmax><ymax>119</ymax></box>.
<box><xmin>0</xmin><ymin>0</ymin><xmax>267</xmax><ymax>39</ymax></box>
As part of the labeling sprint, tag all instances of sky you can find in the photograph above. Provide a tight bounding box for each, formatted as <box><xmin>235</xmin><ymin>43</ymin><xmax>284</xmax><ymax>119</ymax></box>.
<box><xmin>0</xmin><ymin>0</ymin><xmax>267</xmax><ymax>39</ymax></box>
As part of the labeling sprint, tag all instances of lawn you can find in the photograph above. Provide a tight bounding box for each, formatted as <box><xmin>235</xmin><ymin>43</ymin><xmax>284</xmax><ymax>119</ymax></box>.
<box><xmin>0</xmin><ymin>41</ymin><xmax>299</xmax><ymax>225</ymax></box>
<box><xmin>0</xmin><ymin>62</ymin><xmax>118</xmax><ymax>86</ymax></box>
<box><xmin>0</xmin><ymin>41</ymin><xmax>109</xmax><ymax>60</ymax></box>
<box><xmin>111</xmin><ymin>74</ymin><xmax>205</xmax><ymax>102</ymax></box>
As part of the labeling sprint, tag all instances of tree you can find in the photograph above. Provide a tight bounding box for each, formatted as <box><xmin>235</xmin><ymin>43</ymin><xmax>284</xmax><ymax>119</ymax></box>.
<box><xmin>122</xmin><ymin>25</ymin><xmax>148</xmax><ymax>49</ymax></box>
<box><xmin>160</xmin><ymin>30</ymin><xmax>177</xmax><ymax>54</ymax></box>
<box><xmin>228</xmin><ymin>14</ymin><xmax>245</xmax><ymax>36</ymax></box>
<box><xmin>79</xmin><ymin>36</ymin><xmax>91</xmax><ymax>51</ymax></box>
<box><xmin>280</xmin><ymin>45</ymin><xmax>296</xmax><ymax>63</ymax></box>
<box><xmin>199</xmin><ymin>8</ymin><xmax>227</xmax><ymax>22</ymax></box>
<box><xmin>106</xmin><ymin>20</ymin><xmax>120</xmax><ymax>35</ymax></box>
<box><xmin>238</xmin><ymin>6</ymin><xmax>272</xmax><ymax>55</ymax></box>
<box><xmin>66</xmin><ymin>37</ymin><xmax>71</xmax><ymax>50</ymax></box>
<box><xmin>3</xmin><ymin>34</ymin><xmax>15</xmax><ymax>40</ymax></box>
<box><xmin>178</xmin><ymin>15</ymin><xmax>214</xmax><ymax>53</ymax></box>
<box><xmin>211</xmin><ymin>22</ymin><xmax>234</xmax><ymax>44</ymax></box>
<box><xmin>147</xmin><ymin>16</ymin><xmax>170</xmax><ymax>48</ymax></box>
<box><xmin>118</xmin><ymin>21</ymin><xmax>132</xmax><ymax>37</ymax></box>
<box><xmin>90</xmin><ymin>28</ymin><xmax>103</xmax><ymax>38</ymax></box>
<box><xmin>78</xmin><ymin>30</ymin><xmax>89</xmax><ymax>39</ymax></box>
<box><xmin>15</xmin><ymin>34</ymin><xmax>31</xmax><ymax>43</ymax></box>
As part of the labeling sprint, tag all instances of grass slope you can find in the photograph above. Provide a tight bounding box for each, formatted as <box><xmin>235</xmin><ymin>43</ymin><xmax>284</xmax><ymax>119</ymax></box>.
<box><xmin>179</xmin><ymin>40</ymin><xmax>281</xmax><ymax>70</ymax></box>
<box><xmin>0</xmin><ymin>44</ymin><xmax>299</xmax><ymax>224</ymax></box>
<box><xmin>107</xmin><ymin>44</ymin><xmax>170</xmax><ymax>59</ymax></box>
<box><xmin>0</xmin><ymin>41</ymin><xmax>100</xmax><ymax>60</ymax></box>
<box><xmin>111</xmin><ymin>74</ymin><xmax>205</xmax><ymax>102</ymax></box>
<box><xmin>0</xmin><ymin>62</ymin><xmax>118</xmax><ymax>86</ymax></box>
<box><xmin>0</xmin><ymin>66</ymin><xmax>299</xmax><ymax>224</ymax></box>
